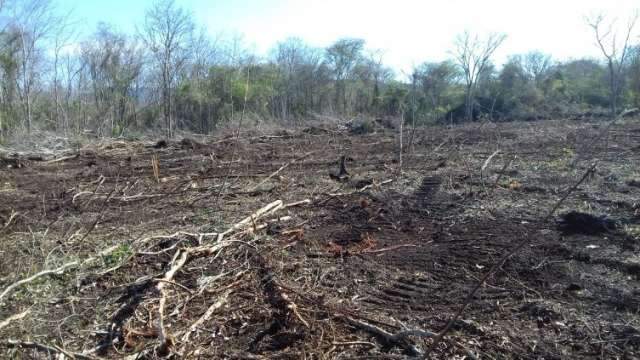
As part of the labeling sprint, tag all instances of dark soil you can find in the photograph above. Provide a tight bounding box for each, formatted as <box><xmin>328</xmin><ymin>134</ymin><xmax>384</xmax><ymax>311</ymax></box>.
<box><xmin>1</xmin><ymin>119</ymin><xmax>639</xmax><ymax>359</ymax></box>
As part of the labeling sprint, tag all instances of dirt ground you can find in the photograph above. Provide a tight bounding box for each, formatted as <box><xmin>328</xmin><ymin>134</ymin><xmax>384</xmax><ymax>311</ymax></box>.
<box><xmin>0</xmin><ymin>119</ymin><xmax>639</xmax><ymax>359</ymax></box>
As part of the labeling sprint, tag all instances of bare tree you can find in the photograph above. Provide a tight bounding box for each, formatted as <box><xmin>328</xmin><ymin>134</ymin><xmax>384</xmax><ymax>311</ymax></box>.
<box><xmin>522</xmin><ymin>51</ymin><xmax>553</xmax><ymax>84</ymax></box>
<box><xmin>452</xmin><ymin>31</ymin><xmax>506</xmax><ymax>122</ymax></box>
<box><xmin>51</xmin><ymin>9</ymin><xmax>77</xmax><ymax>135</ymax></box>
<box><xmin>81</xmin><ymin>24</ymin><xmax>143</xmax><ymax>136</ymax></box>
<box><xmin>140</xmin><ymin>0</ymin><xmax>194</xmax><ymax>137</ymax></box>
<box><xmin>587</xmin><ymin>12</ymin><xmax>639</xmax><ymax>116</ymax></box>
<box><xmin>273</xmin><ymin>37</ymin><xmax>307</xmax><ymax>121</ymax></box>
<box><xmin>8</xmin><ymin>0</ymin><xmax>58</xmax><ymax>133</ymax></box>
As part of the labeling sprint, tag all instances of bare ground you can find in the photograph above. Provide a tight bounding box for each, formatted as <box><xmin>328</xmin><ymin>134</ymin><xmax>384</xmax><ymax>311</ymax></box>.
<box><xmin>0</xmin><ymin>119</ymin><xmax>639</xmax><ymax>359</ymax></box>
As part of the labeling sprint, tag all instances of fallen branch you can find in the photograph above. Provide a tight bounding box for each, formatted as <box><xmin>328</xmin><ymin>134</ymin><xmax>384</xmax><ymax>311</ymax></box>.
<box><xmin>46</xmin><ymin>154</ymin><xmax>78</xmax><ymax>164</ymax></box>
<box><xmin>480</xmin><ymin>149</ymin><xmax>500</xmax><ymax>189</ymax></box>
<box><xmin>283</xmin><ymin>292</ymin><xmax>310</xmax><ymax>328</ymax></box>
<box><xmin>156</xmin><ymin>249</ymin><xmax>191</xmax><ymax>355</ymax></box>
<box><xmin>363</xmin><ymin>244</ymin><xmax>420</xmax><ymax>255</ymax></box>
<box><xmin>0</xmin><ymin>210</ymin><xmax>18</xmax><ymax>235</ymax></box>
<box><xmin>284</xmin><ymin>199</ymin><xmax>312</xmax><ymax>208</ymax></box>
<box><xmin>0</xmin><ymin>339</ymin><xmax>100</xmax><ymax>360</ymax></box>
<box><xmin>0</xmin><ymin>309</ymin><xmax>30</xmax><ymax>331</ymax></box>
<box><xmin>218</xmin><ymin>200</ymin><xmax>283</xmax><ymax>240</ymax></box>
<box><xmin>0</xmin><ymin>262</ymin><xmax>77</xmax><ymax>303</ymax></box>
<box><xmin>0</xmin><ymin>245</ymin><xmax>119</xmax><ymax>304</ymax></box>
<box><xmin>481</xmin><ymin>149</ymin><xmax>500</xmax><ymax>173</ymax></box>
<box><xmin>154</xmin><ymin>198</ymin><xmax>291</xmax><ymax>354</ymax></box>
<box><xmin>180</xmin><ymin>291</ymin><xmax>230</xmax><ymax>343</ymax></box>
<box><xmin>341</xmin><ymin>316</ymin><xmax>435</xmax><ymax>356</ymax></box>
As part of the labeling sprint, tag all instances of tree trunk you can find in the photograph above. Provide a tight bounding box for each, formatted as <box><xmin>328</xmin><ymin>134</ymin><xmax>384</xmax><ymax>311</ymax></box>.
<box><xmin>465</xmin><ymin>84</ymin><xmax>474</xmax><ymax>122</ymax></box>
<box><xmin>608</xmin><ymin>61</ymin><xmax>617</xmax><ymax>117</ymax></box>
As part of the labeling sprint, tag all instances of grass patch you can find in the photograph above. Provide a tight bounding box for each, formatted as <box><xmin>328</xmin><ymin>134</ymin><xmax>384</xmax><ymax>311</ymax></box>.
<box><xmin>102</xmin><ymin>244</ymin><xmax>133</xmax><ymax>268</ymax></box>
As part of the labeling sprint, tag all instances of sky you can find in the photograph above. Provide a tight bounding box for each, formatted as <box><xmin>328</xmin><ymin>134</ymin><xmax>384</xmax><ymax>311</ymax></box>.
<box><xmin>63</xmin><ymin>0</ymin><xmax>640</xmax><ymax>75</ymax></box>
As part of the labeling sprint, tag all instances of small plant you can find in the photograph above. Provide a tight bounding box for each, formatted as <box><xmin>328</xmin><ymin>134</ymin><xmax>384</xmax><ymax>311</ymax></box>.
<box><xmin>103</xmin><ymin>244</ymin><xmax>132</xmax><ymax>267</ymax></box>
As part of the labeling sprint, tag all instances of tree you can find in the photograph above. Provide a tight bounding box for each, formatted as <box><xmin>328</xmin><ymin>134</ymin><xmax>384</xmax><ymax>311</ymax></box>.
<box><xmin>325</xmin><ymin>38</ymin><xmax>365</xmax><ymax>114</ymax></box>
<box><xmin>140</xmin><ymin>0</ymin><xmax>194</xmax><ymax>137</ymax></box>
<box><xmin>497</xmin><ymin>55</ymin><xmax>543</xmax><ymax>119</ymax></box>
<box><xmin>7</xmin><ymin>0</ymin><xmax>58</xmax><ymax>133</ymax></box>
<box><xmin>587</xmin><ymin>12</ymin><xmax>639</xmax><ymax>116</ymax></box>
<box><xmin>452</xmin><ymin>31</ymin><xmax>506</xmax><ymax>121</ymax></box>
<box><xmin>627</xmin><ymin>46</ymin><xmax>640</xmax><ymax>108</ymax></box>
<box><xmin>0</xmin><ymin>26</ymin><xmax>21</xmax><ymax>137</ymax></box>
<box><xmin>81</xmin><ymin>24</ymin><xmax>143</xmax><ymax>136</ymax></box>
<box><xmin>416</xmin><ymin>61</ymin><xmax>460</xmax><ymax>122</ymax></box>
<box><xmin>522</xmin><ymin>51</ymin><xmax>553</xmax><ymax>85</ymax></box>
<box><xmin>273</xmin><ymin>37</ymin><xmax>307</xmax><ymax>120</ymax></box>
<box><xmin>51</xmin><ymin>9</ymin><xmax>76</xmax><ymax>134</ymax></box>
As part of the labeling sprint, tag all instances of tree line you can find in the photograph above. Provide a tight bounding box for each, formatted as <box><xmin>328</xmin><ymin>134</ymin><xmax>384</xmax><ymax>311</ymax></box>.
<box><xmin>0</xmin><ymin>0</ymin><xmax>638</xmax><ymax>139</ymax></box>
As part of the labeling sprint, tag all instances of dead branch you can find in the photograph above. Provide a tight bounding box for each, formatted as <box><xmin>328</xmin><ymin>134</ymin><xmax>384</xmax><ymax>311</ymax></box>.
<box><xmin>362</xmin><ymin>244</ymin><xmax>420</xmax><ymax>254</ymax></box>
<box><xmin>154</xmin><ymin>198</ymin><xmax>292</xmax><ymax>354</ymax></box>
<box><xmin>180</xmin><ymin>291</ymin><xmax>230</xmax><ymax>343</ymax></box>
<box><xmin>218</xmin><ymin>200</ymin><xmax>284</xmax><ymax>240</ymax></box>
<box><xmin>154</xmin><ymin>278</ymin><xmax>194</xmax><ymax>294</ymax></box>
<box><xmin>481</xmin><ymin>149</ymin><xmax>500</xmax><ymax>175</ymax></box>
<box><xmin>0</xmin><ymin>339</ymin><xmax>101</xmax><ymax>360</ymax></box>
<box><xmin>0</xmin><ymin>309</ymin><xmax>30</xmax><ymax>331</ymax></box>
<box><xmin>46</xmin><ymin>154</ymin><xmax>78</xmax><ymax>164</ymax></box>
<box><xmin>156</xmin><ymin>249</ymin><xmax>191</xmax><ymax>355</ymax></box>
<box><xmin>340</xmin><ymin>316</ymin><xmax>435</xmax><ymax>356</ymax></box>
<box><xmin>0</xmin><ymin>210</ymin><xmax>18</xmax><ymax>235</ymax></box>
<box><xmin>284</xmin><ymin>199</ymin><xmax>312</xmax><ymax>208</ymax></box>
<box><xmin>0</xmin><ymin>262</ymin><xmax>77</xmax><ymax>303</ymax></box>
<box><xmin>0</xmin><ymin>245</ymin><xmax>118</xmax><ymax>304</ymax></box>
<box><xmin>283</xmin><ymin>292</ymin><xmax>310</xmax><ymax>328</ymax></box>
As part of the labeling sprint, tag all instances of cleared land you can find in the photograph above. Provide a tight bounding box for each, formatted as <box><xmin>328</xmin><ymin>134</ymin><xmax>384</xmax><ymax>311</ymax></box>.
<box><xmin>0</xmin><ymin>119</ymin><xmax>639</xmax><ymax>359</ymax></box>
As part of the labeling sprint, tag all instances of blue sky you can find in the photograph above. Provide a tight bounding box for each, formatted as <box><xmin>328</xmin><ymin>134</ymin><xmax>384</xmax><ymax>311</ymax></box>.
<box><xmin>63</xmin><ymin>0</ymin><xmax>640</xmax><ymax>74</ymax></box>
